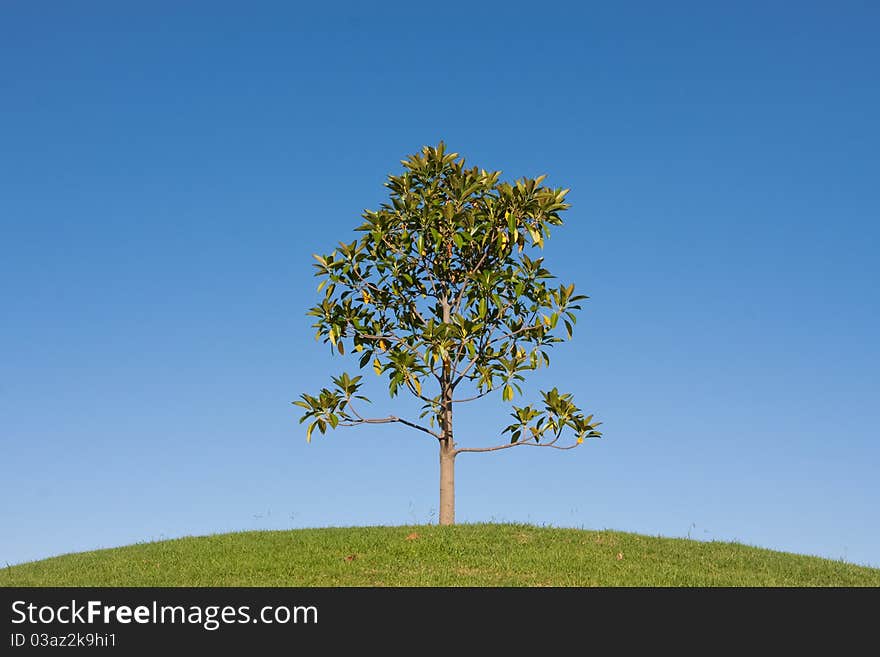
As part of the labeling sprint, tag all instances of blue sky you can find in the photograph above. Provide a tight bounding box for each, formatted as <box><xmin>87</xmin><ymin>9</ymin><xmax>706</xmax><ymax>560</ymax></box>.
<box><xmin>2</xmin><ymin>1</ymin><xmax>878</xmax><ymax>568</ymax></box>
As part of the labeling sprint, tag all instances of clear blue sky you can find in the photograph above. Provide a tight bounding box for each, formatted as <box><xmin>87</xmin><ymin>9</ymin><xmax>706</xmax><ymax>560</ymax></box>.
<box><xmin>2</xmin><ymin>1</ymin><xmax>878</xmax><ymax>568</ymax></box>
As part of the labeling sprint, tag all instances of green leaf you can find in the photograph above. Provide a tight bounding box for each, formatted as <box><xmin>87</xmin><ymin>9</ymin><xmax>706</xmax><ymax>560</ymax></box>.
<box><xmin>502</xmin><ymin>384</ymin><xmax>513</xmax><ymax>402</ymax></box>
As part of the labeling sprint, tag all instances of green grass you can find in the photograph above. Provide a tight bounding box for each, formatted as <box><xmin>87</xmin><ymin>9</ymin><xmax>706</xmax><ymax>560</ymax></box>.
<box><xmin>3</xmin><ymin>524</ymin><xmax>878</xmax><ymax>586</ymax></box>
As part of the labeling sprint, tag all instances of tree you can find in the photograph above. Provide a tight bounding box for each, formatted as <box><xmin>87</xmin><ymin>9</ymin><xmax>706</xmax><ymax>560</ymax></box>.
<box><xmin>293</xmin><ymin>143</ymin><xmax>602</xmax><ymax>525</ymax></box>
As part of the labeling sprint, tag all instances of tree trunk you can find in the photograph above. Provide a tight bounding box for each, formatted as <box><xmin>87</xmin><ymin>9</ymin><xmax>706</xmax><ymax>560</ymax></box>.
<box><xmin>438</xmin><ymin>294</ymin><xmax>456</xmax><ymax>525</ymax></box>
<box><xmin>439</xmin><ymin>441</ymin><xmax>455</xmax><ymax>525</ymax></box>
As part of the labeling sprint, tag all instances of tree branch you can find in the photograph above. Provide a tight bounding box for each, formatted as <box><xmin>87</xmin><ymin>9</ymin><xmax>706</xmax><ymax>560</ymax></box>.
<box><xmin>404</xmin><ymin>378</ymin><xmax>436</xmax><ymax>404</ymax></box>
<box><xmin>450</xmin><ymin>389</ymin><xmax>492</xmax><ymax>403</ymax></box>
<box><xmin>450</xmin><ymin>245</ymin><xmax>492</xmax><ymax>315</ymax></box>
<box><xmin>454</xmin><ymin>426</ymin><xmax>577</xmax><ymax>455</ymax></box>
<box><xmin>454</xmin><ymin>440</ymin><xmax>579</xmax><ymax>455</ymax></box>
<box><xmin>487</xmin><ymin>317</ymin><xmax>545</xmax><ymax>347</ymax></box>
<box><xmin>357</xmin><ymin>331</ymin><xmax>424</xmax><ymax>361</ymax></box>
<box><xmin>378</xmin><ymin>233</ymin><xmax>441</xmax><ymax>301</ymax></box>
<box><xmin>450</xmin><ymin>296</ymin><xmax>517</xmax><ymax>387</ymax></box>
<box><xmin>340</xmin><ymin>415</ymin><xmax>442</xmax><ymax>441</ymax></box>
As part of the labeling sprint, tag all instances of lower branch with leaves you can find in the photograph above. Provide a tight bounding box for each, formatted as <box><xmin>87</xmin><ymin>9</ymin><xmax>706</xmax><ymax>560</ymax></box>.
<box><xmin>293</xmin><ymin>373</ymin><xmax>442</xmax><ymax>443</ymax></box>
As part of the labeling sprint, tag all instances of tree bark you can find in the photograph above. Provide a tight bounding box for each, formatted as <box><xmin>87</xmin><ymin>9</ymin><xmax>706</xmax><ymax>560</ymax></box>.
<box><xmin>438</xmin><ymin>294</ymin><xmax>456</xmax><ymax>525</ymax></box>
<box><xmin>439</xmin><ymin>440</ymin><xmax>455</xmax><ymax>525</ymax></box>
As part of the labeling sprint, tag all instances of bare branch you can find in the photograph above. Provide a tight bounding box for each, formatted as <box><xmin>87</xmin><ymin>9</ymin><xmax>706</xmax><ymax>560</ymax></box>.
<box><xmin>344</xmin><ymin>398</ymin><xmax>366</xmax><ymax>421</ymax></box>
<box><xmin>454</xmin><ymin>440</ymin><xmax>579</xmax><ymax>455</ymax></box>
<box><xmin>450</xmin><ymin>389</ymin><xmax>492</xmax><ymax>404</ymax></box>
<box><xmin>487</xmin><ymin>318</ymin><xmax>545</xmax><ymax>347</ymax></box>
<box><xmin>340</xmin><ymin>415</ymin><xmax>442</xmax><ymax>441</ymax></box>
<box><xmin>404</xmin><ymin>378</ymin><xmax>436</xmax><ymax>404</ymax></box>
<box><xmin>454</xmin><ymin>426</ymin><xmax>578</xmax><ymax>455</ymax></box>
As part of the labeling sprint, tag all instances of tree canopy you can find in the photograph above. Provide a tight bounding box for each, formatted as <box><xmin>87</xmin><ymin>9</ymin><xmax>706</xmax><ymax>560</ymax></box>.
<box><xmin>294</xmin><ymin>143</ymin><xmax>601</xmax><ymax>523</ymax></box>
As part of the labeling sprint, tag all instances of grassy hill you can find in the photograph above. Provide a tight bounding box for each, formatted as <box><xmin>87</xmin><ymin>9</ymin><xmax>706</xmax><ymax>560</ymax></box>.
<box><xmin>3</xmin><ymin>524</ymin><xmax>878</xmax><ymax>586</ymax></box>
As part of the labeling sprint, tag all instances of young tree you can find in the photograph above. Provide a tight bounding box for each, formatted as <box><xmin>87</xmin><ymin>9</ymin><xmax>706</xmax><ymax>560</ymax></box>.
<box><xmin>293</xmin><ymin>143</ymin><xmax>601</xmax><ymax>525</ymax></box>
